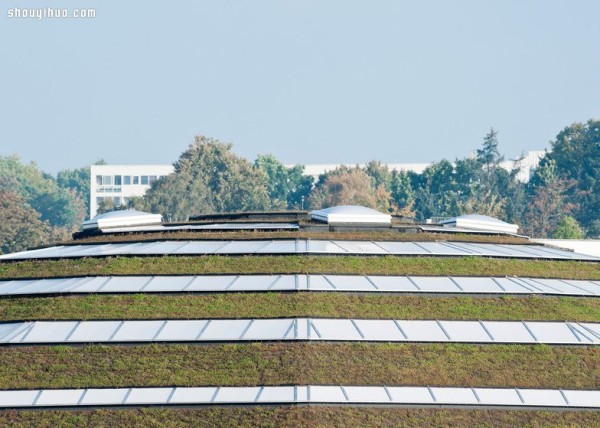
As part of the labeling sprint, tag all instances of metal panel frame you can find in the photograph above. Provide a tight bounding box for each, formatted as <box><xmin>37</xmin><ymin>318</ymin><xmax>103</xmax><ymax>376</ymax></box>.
<box><xmin>1</xmin><ymin>240</ymin><xmax>596</xmax><ymax>261</ymax></box>
<box><xmin>1</xmin><ymin>386</ymin><xmax>599</xmax><ymax>409</ymax></box>
<box><xmin>1</xmin><ymin>275</ymin><xmax>598</xmax><ymax>297</ymax></box>
<box><xmin>1</xmin><ymin>319</ymin><xmax>599</xmax><ymax>345</ymax></box>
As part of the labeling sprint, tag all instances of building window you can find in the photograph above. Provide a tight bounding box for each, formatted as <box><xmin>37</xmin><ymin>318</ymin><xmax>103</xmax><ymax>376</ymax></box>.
<box><xmin>113</xmin><ymin>197</ymin><xmax>121</xmax><ymax>205</ymax></box>
<box><xmin>123</xmin><ymin>176</ymin><xmax>131</xmax><ymax>185</ymax></box>
<box><xmin>96</xmin><ymin>175</ymin><xmax>102</xmax><ymax>185</ymax></box>
<box><xmin>141</xmin><ymin>176</ymin><xmax>149</xmax><ymax>185</ymax></box>
<box><xmin>114</xmin><ymin>175</ymin><xmax>122</xmax><ymax>185</ymax></box>
<box><xmin>149</xmin><ymin>175</ymin><xmax>158</xmax><ymax>184</ymax></box>
<box><xmin>102</xmin><ymin>176</ymin><xmax>113</xmax><ymax>185</ymax></box>
<box><xmin>133</xmin><ymin>176</ymin><xmax>139</xmax><ymax>185</ymax></box>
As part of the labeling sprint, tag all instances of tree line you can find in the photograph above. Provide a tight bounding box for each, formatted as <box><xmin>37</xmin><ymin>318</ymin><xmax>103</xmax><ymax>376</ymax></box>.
<box><xmin>1</xmin><ymin>119</ymin><xmax>598</xmax><ymax>254</ymax></box>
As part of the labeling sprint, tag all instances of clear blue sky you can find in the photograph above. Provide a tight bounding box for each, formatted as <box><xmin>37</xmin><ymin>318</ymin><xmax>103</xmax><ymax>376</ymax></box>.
<box><xmin>1</xmin><ymin>0</ymin><xmax>599</xmax><ymax>174</ymax></box>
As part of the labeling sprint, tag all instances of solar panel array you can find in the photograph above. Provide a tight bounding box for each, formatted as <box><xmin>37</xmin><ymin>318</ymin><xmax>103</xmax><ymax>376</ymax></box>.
<box><xmin>1</xmin><ymin>240</ymin><xmax>596</xmax><ymax>260</ymax></box>
<box><xmin>1</xmin><ymin>385</ymin><xmax>598</xmax><ymax>409</ymax></box>
<box><xmin>96</xmin><ymin>222</ymin><xmax>299</xmax><ymax>234</ymax></box>
<box><xmin>1</xmin><ymin>319</ymin><xmax>598</xmax><ymax>345</ymax></box>
<box><xmin>1</xmin><ymin>275</ymin><xmax>598</xmax><ymax>296</ymax></box>
<box><xmin>3</xmin><ymin>234</ymin><xmax>599</xmax><ymax>416</ymax></box>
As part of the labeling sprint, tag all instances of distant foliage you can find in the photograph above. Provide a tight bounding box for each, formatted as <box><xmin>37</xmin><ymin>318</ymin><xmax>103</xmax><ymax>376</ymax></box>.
<box><xmin>309</xmin><ymin>166</ymin><xmax>391</xmax><ymax>212</ymax></box>
<box><xmin>57</xmin><ymin>160</ymin><xmax>105</xmax><ymax>216</ymax></box>
<box><xmin>543</xmin><ymin>120</ymin><xmax>600</xmax><ymax>233</ymax></box>
<box><xmin>255</xmin><ymin>154</ymin><xmax>313</xmax><ymax>210</ymax></box>
<box><xmin>144</xmin><ymin>136</ymin><xmax>271</xmax><ymax>221</ymax></box>
<box><xmin>0</xmin><ymin>156</ymin><xmax>85</xmax><ymax>253</ymax></box>
<box><xmin>0</xmin><ymin>190</ymin><xmax>53</xmax><ymax>254</ymax></box>
<box><xmin>0</xmin><ymin>155</ymin><xmax>86</xmax><ymax>230</ymax></box>
<box><xmin>523</xmin><ymin>159</ymin><xmax>574</xmax><ymax>238</ymax></box>
<box><xmin>552</xmin><ymin>216</ymin><xmax>585</xmax><ymax>239</ymax></box>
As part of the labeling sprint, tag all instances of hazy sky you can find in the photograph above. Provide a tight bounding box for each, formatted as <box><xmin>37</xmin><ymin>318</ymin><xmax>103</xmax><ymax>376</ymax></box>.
<box><xmin>1</xmin><ymin>1</ymin><xmax>599</xmax><ymax>174</ymax></box>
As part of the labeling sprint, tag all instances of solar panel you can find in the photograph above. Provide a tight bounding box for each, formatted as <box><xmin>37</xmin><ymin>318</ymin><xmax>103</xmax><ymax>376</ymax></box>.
<box><xmin>3</xmin><ymin>240</ymin><xmax>594</xmax><ymax>260</ymax></box>
<box><xmin>1</xmin><ymin>275</ymin><xmax>599</xmax><ymax>297</ymax></box>
<box><xmin>0</xmin><ymin>386</ymin><xmax>598</xmax><ymax>408</ymax></box>
<box><xmin>98</xmin><ymin>223</ymin><xmax>299</xmax><ymax>234</ymax></box>
<box><xmin>2</xmin><ymin>319</ymin><xmax>597</xmax><ymax>345</ymax></box>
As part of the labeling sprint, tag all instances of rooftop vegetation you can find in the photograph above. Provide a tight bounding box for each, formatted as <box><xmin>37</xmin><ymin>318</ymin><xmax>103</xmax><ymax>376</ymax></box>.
<box><xmin>2</xmin><ymin>294</ymin><xmax>600</xmax><ymax>322</ymax></box>
<box><xmin>1</xmin><ymin>256</ymin><xmax>598</xmax><ymax>280</ymax></box>
<box><xmin>1</xmin><ymin>343</ymin><xmax>599</xmax><ymax>390</ymax></box>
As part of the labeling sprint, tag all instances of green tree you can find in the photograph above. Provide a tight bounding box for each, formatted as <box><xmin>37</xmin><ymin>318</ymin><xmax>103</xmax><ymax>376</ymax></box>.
<box><xmin>365</xmin><ymin>161</ymin><xmax>393</xmax><ymax>192</ymax></box>
<box><xmin>524</xmin><ymin>159</ymin><xmax>573</xmax><ymax>238</ymax></box>
<box><xmin>467</xmin><ymin>129</ymin><xmax>512</xmax><ymax>217</ymax></box>
<box><xmin>544</xmin><ymin>119</ymin><xmax>600</xmax><ymax>229</ymax></box>
<box><xmin>57</xmin><ymin>160</ymin><xmax>106</xmax><ymax>216</ymax></box>
<box><xmin>390</xmin><ymin>170</ymin><xmax>415</xmax><ymax>216</ymax></box>
<box><xmin>254</xmin><ymin>154</ymin><xmax>313</xmax><ymax>209</ymax></box>
<box><xmin>0</xmin><ymin>155</ymin><xmax>85</xmax><ymax>229</ymax></box>
<box><xmin>552</xmin><ymin>215</ymin><xmax>585</xmax><ymax>239</ymax></box>
<box><xmin>0</xmin><ymin>189</ymin><xmax>53</xmax><ymax>254</ymax></box>
<box><xmin>477</xmin><ymin>128</ymin><xmax>504</xmax><ymax>170</ymax></box>
<box><xmin>411</xmin><ymin>160</ymin><xmax>461</xmax><ymax>220</ymax></box>
<box><xmin>144</xmin><ymin>136</ymin><xmax>271</xmax><ymax>220</ymax></box>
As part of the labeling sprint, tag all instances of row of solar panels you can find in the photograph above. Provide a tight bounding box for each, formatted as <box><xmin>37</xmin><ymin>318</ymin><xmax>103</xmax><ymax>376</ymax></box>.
<box><xmin>1</xmin><ymin>385</ymin><xmax>599</xmax><ymax>409</ymax></box>
<box><xmin>1</xmin><ymin>275</ymin><xmax>599</xmax><ymax>297</ymax></box>
<box><xmin>1</xmin><ymin>319</ymin><xmax>599</xmax><ymax>345</ymax></box>
<box><xmin>97</xmin><ymin>222</ymin><xmax>299</xmax><ymax>234</ymax></box>
<box><xmin>1</xmin><ymin>240</ymin><xmax>596</xmax><ymax>260</ymax></box>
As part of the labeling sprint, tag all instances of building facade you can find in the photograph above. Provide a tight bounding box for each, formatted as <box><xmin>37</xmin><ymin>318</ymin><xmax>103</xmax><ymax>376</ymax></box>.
<box><xmin>90</xmin><ymin>164</ymin><xmax>174</xmax><ymax>217</ymax></box>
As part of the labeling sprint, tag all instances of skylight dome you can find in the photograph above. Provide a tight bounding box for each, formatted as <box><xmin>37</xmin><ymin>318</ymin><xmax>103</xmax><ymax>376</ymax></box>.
<box><xmin>311</xmin><ymin>205</ymin><xmax>391</xmax><ymax>225</ymax></box>
<box><xmin>82</xmin><ymin>210</ymin><xmax>162</xmax><ymax>231</ymax></box>
<box><xmin>439</xmin><ymin>214</ymin><xmax>519</xmax><ymax>234</ymax></box>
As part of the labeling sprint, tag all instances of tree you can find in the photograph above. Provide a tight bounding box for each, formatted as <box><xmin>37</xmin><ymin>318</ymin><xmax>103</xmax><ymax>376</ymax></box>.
<box><xmin>0</xmin><ymin>155</ymin><xmax>85</xmax><ymax>230</ymax></box>
<box><xmin>365</xmin><ymin>161</ymin><xmax>393</xmax><ymax>192</ymax></box>
<box><xmin>411</xmin><ymin>160</ymin><xmax>461</xmax><ymax>220</ymax></box>
<box><xmin>309</xmin><ymin>166</ymin><xmax>391</xmax><ymax>212</ymax></box>
<box><xmin>552</xmin><ymin>216</ymin><xmax>585</xmax><ymax>239</ymax></box>
<box><xmin>144</xmin><ymin>136</ymin><xmax>271</xmax><ymax>220</ymax></box>
<box><xmin>390</xmin><ymin>170</ymin><xmax>416</xmax><ymax>217</ymax></box>
<box><xmin>467</xmin><ymin>129</ymin><xmax>512</xmax><ymax>217</ymax></box>
<box><xmin>255</xmin><ymin>154</ymin><xmax>313</xmax><ymax>210</ymax></box>
<box><xmin>477</xmin><ymin>128</ymin><xmax>504</xmax><ymax>171</ymax></box>
<box><xmin>586</xmin><ymin>220</ymin><xmax>600</xmax><ymax>239</ymax></box>
<box><xmin>544</xmin><ymin>119</ymin><xmax>600</xmax><ymax>229</ymax></box>
<box><xmin>502</xmin><ymin>154</ymin><xmax>528</xmax><ymax>226</ymax></box>
<box><xmin>57</xmin><ymin>160</ymin><xmax>106</xmax><ymax>216</ymax></box>
<box><xmin>458</xmin><ymin>189</ymin><xmax>506</xmax><ymax>218</ymax></box>
<box><xmin>0</xmin><ymin>190</ymin><xmax>53</xmax><ymax>254</ymax></box>
<box><xmin>524</xmin><ymin>159</ymin><xmax>574</xmax><ymax>238</ymax></box>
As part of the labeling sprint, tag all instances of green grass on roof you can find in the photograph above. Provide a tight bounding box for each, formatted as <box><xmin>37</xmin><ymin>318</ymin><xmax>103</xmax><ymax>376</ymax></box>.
<box><xmin>3</xmin><ymin>407</ymin><xmax>600</xmax><ymax>428</ymax></box>
<box><xmin>0</xmin><ymin>343</ymin><xmax>599</xmax><ymax>390</ymax></box>
<box><xmin>2</xmin><ymin>294</ymin><xmax>600</xmax><ymax>322</ymax></box>
<box><xmin>4</xmin><ymin>407</ymin><xmax>600</xmax><ymax>428</ymax></box>
<box><xmin>1</xmin><ymin>256</ymin><xmax>599</xmax><ymax>279</ymax></box>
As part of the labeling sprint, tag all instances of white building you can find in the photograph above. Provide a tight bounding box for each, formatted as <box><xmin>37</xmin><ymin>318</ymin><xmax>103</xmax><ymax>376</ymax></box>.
<box><xmin>294</xmin><ymin>151</ymin><xmax>544</xmax><ymax>183</ymax></box>
<box><xmin>90</xmin><ymin>164</ymin><xmax>174</xmax><ymax>217</ymax></box>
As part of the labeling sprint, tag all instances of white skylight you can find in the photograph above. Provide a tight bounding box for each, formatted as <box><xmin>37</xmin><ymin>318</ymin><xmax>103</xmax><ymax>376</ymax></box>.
<box><xmin>82</xmin><ymin>210</ymin><xmax>162</xmax><ymax>231</ymax></box>
<box><xmin>439</xmin><ymin>214</ymin><xmax>519</xmax><ymax>234</ymax></box>
<box><xmin>311</xmin><ymin>205</ymin><xmax>391</xmax><ymax>225</ymax></box>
